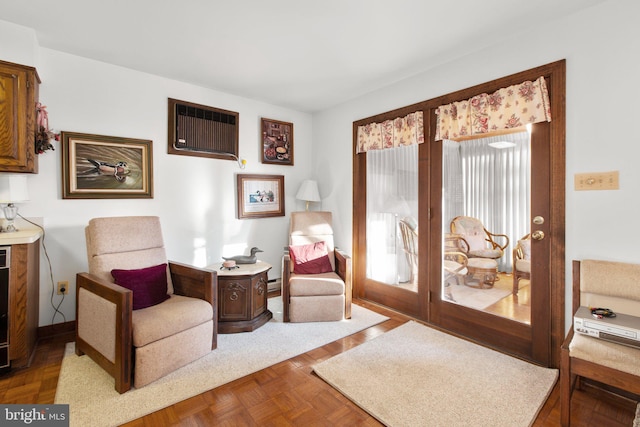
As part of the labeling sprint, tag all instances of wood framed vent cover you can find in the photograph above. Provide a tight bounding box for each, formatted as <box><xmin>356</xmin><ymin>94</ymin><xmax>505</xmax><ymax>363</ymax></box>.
<box><xmin>168</xmin><ymin>98</ymin><xmax>239</xmax><ymax>160</ymax></box>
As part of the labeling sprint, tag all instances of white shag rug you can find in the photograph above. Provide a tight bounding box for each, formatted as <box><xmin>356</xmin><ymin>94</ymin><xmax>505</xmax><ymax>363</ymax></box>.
<box><xmin>313</xmin><ymin>320</ymin><xmax>558</xmax><ymax>427</ymax></box>
<box><xmin>54</xmin><ymin>297</ymin><xmax>389</xmax><ymax>427</ymax></box>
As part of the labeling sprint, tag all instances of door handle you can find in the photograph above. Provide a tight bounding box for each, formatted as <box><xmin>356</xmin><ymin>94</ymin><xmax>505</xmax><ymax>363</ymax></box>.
<box><xmin>531</xmin><ymin>230</ymin><xmax>545</xmax><ymax>240</ymax></box>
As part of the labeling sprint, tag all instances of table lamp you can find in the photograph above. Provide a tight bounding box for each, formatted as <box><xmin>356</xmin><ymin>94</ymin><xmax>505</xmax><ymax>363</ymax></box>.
<box><xmin>0</xmin><ymin>175</ymin><xmax>29</xmax><ymax>232</ymax></box>
<box><xmin>296</xmin><ymin>180</ymin><xmax>320</xmax><ymax>211</ymax></box>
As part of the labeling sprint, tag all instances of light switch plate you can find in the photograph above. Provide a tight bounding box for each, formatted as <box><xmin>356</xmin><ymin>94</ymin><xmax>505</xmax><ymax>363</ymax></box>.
<box><xmin>574</xmin><ymin>171</ymin><xmax>619</xmax><ymax>191</ymax></box>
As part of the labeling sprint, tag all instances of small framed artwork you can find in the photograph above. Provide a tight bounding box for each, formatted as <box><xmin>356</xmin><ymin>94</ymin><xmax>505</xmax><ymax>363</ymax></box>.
<box><xmin>261</xmin><ymin>118</ymin><xmax>293</xmax><ymax>165</ymax></box>
<box><xmin>237</xmin><ymin>174</ymin><xmax>285</xmax><ymax>219</ymax></box>
<box><xmin>61</xmin><ymin>131</ymin><xmax>153</xmax><ymax>199</ymax></box>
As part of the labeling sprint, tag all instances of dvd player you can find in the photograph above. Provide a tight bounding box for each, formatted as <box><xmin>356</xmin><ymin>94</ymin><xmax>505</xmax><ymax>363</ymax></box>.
<box><xmin>573</xmin><ymin>306</ymin><xmax>640</xmax><ymax>349</ymax></box>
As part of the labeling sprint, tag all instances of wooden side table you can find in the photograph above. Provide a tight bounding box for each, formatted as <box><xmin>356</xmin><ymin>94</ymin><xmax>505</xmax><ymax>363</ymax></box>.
<box><xmin>208</xmin><ymin>261</ymin><xmax>272</xmax><ymax>333</ymax></box>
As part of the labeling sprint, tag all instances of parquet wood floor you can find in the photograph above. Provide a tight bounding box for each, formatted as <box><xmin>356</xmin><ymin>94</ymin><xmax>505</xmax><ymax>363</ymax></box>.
<box><xmin>0</xmin><ymin>298</ymin><xmax>637</xmax><ymax>426</ymax></box>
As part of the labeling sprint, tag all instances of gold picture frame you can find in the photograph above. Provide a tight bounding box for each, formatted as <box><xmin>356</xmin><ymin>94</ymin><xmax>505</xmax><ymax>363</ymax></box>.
<box><xmin>237</xmin><ymin>174</ymin><xmax>285</xmax><ymax>219</ymax></box>
<box><xmin>61</xmin><ymin>131</ymin><xmax>153</xmax><ymax>199</ymax></box>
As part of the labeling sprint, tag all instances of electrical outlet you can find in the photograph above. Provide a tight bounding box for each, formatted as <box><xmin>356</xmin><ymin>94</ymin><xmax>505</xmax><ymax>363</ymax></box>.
<box><xmin>57</xmin><ymin>281</ymin><xmax>69</xmax><ymax>295</ymax></box>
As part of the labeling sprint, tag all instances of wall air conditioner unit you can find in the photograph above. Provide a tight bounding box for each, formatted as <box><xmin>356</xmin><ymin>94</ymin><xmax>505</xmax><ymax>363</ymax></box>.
<box><xmin>167</xmin><ymin>98</ymin><xmax>239</xmax><ymax>160</ymax></box>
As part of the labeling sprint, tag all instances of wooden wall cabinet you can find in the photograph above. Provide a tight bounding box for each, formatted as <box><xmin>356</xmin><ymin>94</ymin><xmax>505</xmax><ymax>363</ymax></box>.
<box><xmin>0</xmin><ymin>60</ymin><xmax>40</xmax><ymax>174</ymax></box>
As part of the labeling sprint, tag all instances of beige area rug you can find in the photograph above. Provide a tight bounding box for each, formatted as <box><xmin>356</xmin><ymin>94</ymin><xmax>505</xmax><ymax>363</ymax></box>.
<box><xmin>446</xmin><ymin>282</ymin><xmax>512</xmax><ymax>309</ymax></box>
<box><xmin>313</xmin><ymin>321</ymin><xmax>558</xmax><ymax>427</ymax></box>
<box><xmin>54</xmin><ymin>297</ymin><xmax>389</xmax><ymax>427</ymax></box>
<box><xmin>634</xmin><ymin>403</ymin><xmax>640</xmax><ymax>427</ymax></box>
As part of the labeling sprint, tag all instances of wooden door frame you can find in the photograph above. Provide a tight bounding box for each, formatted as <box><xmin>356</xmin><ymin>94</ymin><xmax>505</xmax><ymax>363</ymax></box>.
<box><xmin>352</xmin><ymin>60</ymin><xmax>565</xmax><ymax>368</ymax></box>
<box><xmin>352</xmin><ymin>102</ymin><xmax>427</xmax><ymax>319</ymax></box>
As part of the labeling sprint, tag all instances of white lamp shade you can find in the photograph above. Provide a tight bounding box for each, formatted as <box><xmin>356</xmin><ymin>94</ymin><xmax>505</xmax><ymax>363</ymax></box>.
<box><xmin>0</xmin><ymin>175</ymin><xmax>30</xmax><ymax>203</ymax></box>
<box><xmin>296</xmin><ymin>180</ymin><xmax>321</xmax><ymax>202</ymax></box>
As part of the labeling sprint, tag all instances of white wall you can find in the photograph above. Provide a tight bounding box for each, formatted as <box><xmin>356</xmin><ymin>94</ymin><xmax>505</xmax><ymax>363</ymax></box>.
<box><xmin>313</xmin><ymin>0</ymin><xmax>640</xmax><ymax>331</ymax></box>
<box><xmin>1</xmin><ymin>21</ymin><xmax>314</xmax><ymax>326</ymax></box>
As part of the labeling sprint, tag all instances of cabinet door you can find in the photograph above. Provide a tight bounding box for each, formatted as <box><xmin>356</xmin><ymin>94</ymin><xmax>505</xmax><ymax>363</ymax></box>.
<box><xmin>0</xmin><ymin>60</ymin><xmax>39</xmax><ymax>173</ymax></box>
<box><xmin>219</xmin><ymin>279</ymin><xmax>249</xmax><ymax>321</ymax></box>
<box><xmin>8</xmin><ymin>241</ymin><xmax>39</xmax><ymax>368</ymax></box>
<box><xmin>251</xmin><ymin>272</ymin><xmax>268</xmax><ymax>318</ymax></box>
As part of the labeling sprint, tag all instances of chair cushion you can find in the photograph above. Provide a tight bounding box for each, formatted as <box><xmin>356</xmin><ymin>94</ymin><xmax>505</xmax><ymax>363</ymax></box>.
<box><xmin>465</xmin><ymin>234</ymin><xmax>488</xmax><ymax>252</ymax></box>
<box><xmin>519</xmin><ymin>238</ymin><xmax>531</xmax><ymax>260</ymax></box>
<box><xmin>467</xmin><ymin>258</ymin><xmax>498</xmax><ymax>269</ymax></box>
<box><xmin>289</xmin><ymin>241</ymin><xmax>333</xmax><ymax>274</ymax></box>
<box><xmin>88</xmin><ymin>216</ymin><xmax>166</xmax><ymax>256</ymax></box>
<box><xmin>289</xmin><ymin>294</ymin><xmax>345</xmax><ymax>322</ymax></box>
<box><xmin>515</xmin><ymin>259</ymin><xmax>531</xmax><ymax>273</ymax></box>
<box><xmin>132</xmin><ymin>295</ymin><xmax>213</xmax><ymax>347</ymax></box>
<box><xmin>111</xmin><ymin>263</ymin><xmax>170</xmax><ymax>310</ymax></box>
<box><xmin>289</xmin><ymin>272</ymin><xmax>345</xmax><ymax>296</ymax></box>
<box><xmin>290</xmin><ymin>211</ymin><xmax>336</xmax><ymax>271</ymax></box>
<box><xmin>569</xmin><ymin>333</ymin><xmax>640</xmax><ymax>377</ymax></box>
<box><xmin>468</xmin><ymin>248</ymin><xmax>503</xmax><ymax>258</ymax></box>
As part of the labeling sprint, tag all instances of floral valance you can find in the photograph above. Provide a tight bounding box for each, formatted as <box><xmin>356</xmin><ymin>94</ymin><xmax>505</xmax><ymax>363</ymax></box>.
<box><xmin>356</xmin><ymin>111</ymin><xmax>424</xmax><ymax>153</ymax></box>
<box><xmin>435</xmin><ymin>76</ymin><xmax>551</xmax><ymax>141</ymax></box>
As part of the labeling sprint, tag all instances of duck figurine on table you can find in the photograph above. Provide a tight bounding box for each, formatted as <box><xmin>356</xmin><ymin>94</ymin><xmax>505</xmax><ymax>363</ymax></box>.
<box><xmin>222</xmin><ymin>247</ymin><xmax>263</xmax><ymax>265</ymax></box>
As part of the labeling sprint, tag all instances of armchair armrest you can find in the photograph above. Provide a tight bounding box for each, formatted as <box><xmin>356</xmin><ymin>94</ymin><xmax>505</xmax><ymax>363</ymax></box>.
<box><xmin>169</xmin><ymin>261</ymin><xmax>217</xmax><ymax>304</ymax></box>
<box><xmin>444</xmin><ymin>251</ymin><xmax>468</xmax><ymax>268</ymax></box>
<box><xmin>282</xmin><ymin>254</ymin><xmax>292</xmax><ymax>322</ymax></box>
<box><xmin>75</xmin><ymin>272</ymin><xmax>133</xmax><ymax>393</ymax></box>
<box><xmin>487</xmin><ymin>231</ymin><xmax>510</xmax><ymax>251</ymax></box>
<box><xmin>169</xmin><ymin>261</ymin><xmax>218</xmax><ymax>350</ymax></box>
<box><xmin>335</xmin><ymin>249</ymin><xmax>352</xmax><ymax>319</ymax></box>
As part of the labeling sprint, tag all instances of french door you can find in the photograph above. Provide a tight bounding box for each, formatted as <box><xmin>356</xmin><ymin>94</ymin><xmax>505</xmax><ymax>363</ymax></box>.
<box><xmin>353</xmin><ymin>60</ymin><xmax>565</xmax><ymax>367</ymax></box>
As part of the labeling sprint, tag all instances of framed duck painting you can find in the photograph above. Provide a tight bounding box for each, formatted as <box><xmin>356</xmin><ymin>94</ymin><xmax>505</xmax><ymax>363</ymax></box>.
<box><xmin>61</xmin><ymin>131</ymin><xmax>153</xmax><ymax>199</ymax></box>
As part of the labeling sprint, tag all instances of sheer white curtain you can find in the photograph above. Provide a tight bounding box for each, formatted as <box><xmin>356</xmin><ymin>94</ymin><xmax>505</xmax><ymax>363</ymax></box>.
<box><xmin>366</xmin><ymin>144</ymin><xmax>418</xmax><ymax>284</ymax></box>
<box><xmin>456</xmin><ymin>130</ymin><xmax>531</xmax><ymax>271</ymax></box>
<box><xmin>443</xmin><ymin>139</ymin><xmax>465</xmax><ymax>229</ymax></box>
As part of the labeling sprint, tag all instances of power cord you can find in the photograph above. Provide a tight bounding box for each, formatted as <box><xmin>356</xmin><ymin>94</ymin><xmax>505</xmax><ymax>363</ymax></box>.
<box><xmin>17</xmin><ymin>214</ymin><xmax>67</xmax><ymax>325</ymax></box>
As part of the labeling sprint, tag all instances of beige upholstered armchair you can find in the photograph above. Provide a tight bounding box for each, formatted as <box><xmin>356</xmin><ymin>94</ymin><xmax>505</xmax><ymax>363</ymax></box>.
<box><xmin>512</xmin><ymin>233</ymin><xmax>531</xmax><ymax>294</ymax></box>
<box><xmin>75</xmin><ymin>216</ymin><xmax>218</xmax><ymax>393</ymax></box>
<box><xmin>561</xmin><ymin>260</ymin><xmax>640</xmax><ymax>426</ymax></box>
<box><xmin>282</xmin><ymin>211</ymin><xmax>352</xmax><ymax>322</ymax></box>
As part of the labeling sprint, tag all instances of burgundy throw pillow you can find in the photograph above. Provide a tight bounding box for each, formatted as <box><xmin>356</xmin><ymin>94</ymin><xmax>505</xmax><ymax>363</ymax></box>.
<box><xmin>111</xmin><ymin>263</ymin><xmax>170</xmax><ymax>310</ymax></box>
<box><xmin>289</xmin><ymin>241</ymin><xmax>333</xmax><ymax>274</ymax></box>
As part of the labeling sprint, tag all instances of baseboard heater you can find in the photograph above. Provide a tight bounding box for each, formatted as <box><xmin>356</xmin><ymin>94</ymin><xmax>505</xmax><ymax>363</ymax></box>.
<box><xmin>268</xmin><ymin>278</ymin><xmax>281</xmax><ymax>293</ymax></box>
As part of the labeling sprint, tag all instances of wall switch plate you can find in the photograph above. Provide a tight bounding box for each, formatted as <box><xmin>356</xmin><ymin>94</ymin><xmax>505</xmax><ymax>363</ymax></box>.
<box><xmin>574</xmin><ymin>171</ymin><xmax>619</xmax><ymax>191</ymax></box>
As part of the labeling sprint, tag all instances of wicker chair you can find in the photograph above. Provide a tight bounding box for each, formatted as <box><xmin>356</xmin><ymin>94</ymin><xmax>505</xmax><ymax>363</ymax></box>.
<box><xmin>398</xmin><ymin>217</ymin><xmax>418</xmax><ymax>284</ymax></box>
<box><xmin>450</xmin><ymin>216</ymin><xmax>509</xmax><ymax>287</ymax></box>
<box><xmin>450</xmin><ymin>216</ymin><xmax>509</xmax><ymax>259</ymax></box>
<box><xmin>512</xmin><ymin>233</ymin><xmax>531</xmax><ymax>294</ymax></box>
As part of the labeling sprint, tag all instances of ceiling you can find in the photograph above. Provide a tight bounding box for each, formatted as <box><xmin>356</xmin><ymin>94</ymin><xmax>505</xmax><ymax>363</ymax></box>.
<box><xmin>0</xmin><ymin>0</ymin><xmax>604</xmax><ymax>112</ymax></box>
